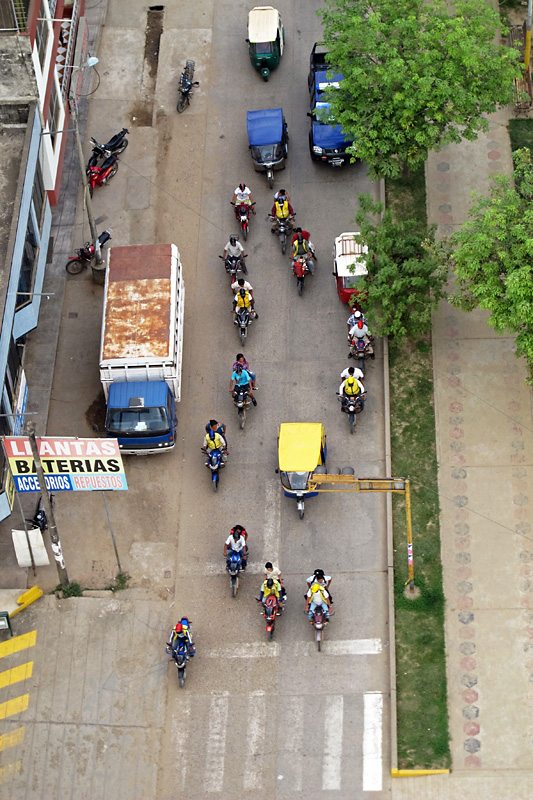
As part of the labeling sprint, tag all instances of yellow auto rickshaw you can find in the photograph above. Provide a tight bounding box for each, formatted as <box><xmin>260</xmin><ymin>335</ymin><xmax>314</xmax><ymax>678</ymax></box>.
<box><xmin>277</xmin><ymin>423</ymin><xmax>327</xmax><ymax>518</ymax></box>
<box><xmin>246</xmin><ymin>6</ymin><xmax>285</xmax><ymax>81</ymax></box>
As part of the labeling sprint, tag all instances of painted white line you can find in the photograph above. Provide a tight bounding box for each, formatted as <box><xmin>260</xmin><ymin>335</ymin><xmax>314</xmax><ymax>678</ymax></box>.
<box><xmin>363</xmin><ymin>692</ymin><xmax>383</xmax><ymax>792</ymax></box>
<box><xmin>322</xmin><ymin>695</ymin><xmax>344</xmax><ymax>791</ymax></box>
<box><xmin>205</xmin><ymin>692</ymin><xmax>229</xmax><ymax>792</ymax></box>
<box><xmin>171</xmin><ymin>696</ymin><xmax>191</xmax><ymax>790</ymax></box>
<box><xmin>206</xmin><ymin>642</ymin><xmax>280</xmax><ymax>659</ymax></box>
<box><xmin>243</xmin><ymin>690</ymin><xmax>266</xmax><ymax>791</ymax></box>
<box><xmin>282</xmin><ymin>695</ymin><xmax>304</xmax><ymax>791</ymax></box>
<box><xmin>294</xmin><ymin>638</ymin><xmax>382</xmax><ymax>657</ymax></box>
<box><xmin>262</xmin><ymin>479</ymin><xmax>281</xmax><ymax>564</ymax></box>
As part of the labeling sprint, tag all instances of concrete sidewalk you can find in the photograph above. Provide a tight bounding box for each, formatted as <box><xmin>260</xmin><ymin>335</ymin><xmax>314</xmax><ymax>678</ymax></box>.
<box><xmin>391</xmin><ymin>110</ymin><xmax>533</xmax><ymax>798</ymax></box>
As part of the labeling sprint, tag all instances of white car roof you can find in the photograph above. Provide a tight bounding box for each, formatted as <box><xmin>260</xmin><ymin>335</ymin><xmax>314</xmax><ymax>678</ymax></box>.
<box><xmin>334</xmin><ymin>232</ymin><xmax>368</xmax><ymax>277</ymax></box>
<box><xmin>248</xmin><ymin>7</ymin><xmax>280</xmax><ymax>42</ymax></box>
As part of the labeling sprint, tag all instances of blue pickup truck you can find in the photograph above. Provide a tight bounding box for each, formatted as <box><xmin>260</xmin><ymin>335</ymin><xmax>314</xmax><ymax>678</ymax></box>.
<box><xmin>307</xmin><ymin>43</ymin><xmax>354</xmax><ymax>166</ymax></box>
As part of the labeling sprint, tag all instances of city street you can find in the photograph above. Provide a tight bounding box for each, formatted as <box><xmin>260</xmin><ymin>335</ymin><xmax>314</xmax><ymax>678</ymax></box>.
<box><xmin>0</xmin><ymin>1</ymin><xmax>391</xmax><ymax>797</ymax></box>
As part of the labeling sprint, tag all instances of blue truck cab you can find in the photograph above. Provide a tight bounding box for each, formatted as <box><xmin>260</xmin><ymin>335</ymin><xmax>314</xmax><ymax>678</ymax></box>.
<box><xmin>106</xmin><ymin>381</ymin><xmax>177</xmax><ymax>455</ymax></box>
<box><xmin>308</xmin><ymin>43</ymin><xmax>354</xmax><ymax>166</ymax></box>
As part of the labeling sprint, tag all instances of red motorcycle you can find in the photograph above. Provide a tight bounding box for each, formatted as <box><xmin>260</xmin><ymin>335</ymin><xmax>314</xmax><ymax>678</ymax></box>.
<box><xmin>257</xmin><ymin>592</ymin><xmax>282</xmax><ymax>640</ymax></box>
<box><xmin>86</xmin><ymin>153</ymin><xmax>119</xmax><ymax>197</ymax></box>
<box><xmin>65</xmin><ymin>230</ymin><xmax>112</xmax><ymax>274</ymax></box>
<box><xmin>231</xmin><ymin>201</ymin><xmax>255</xmax><ymax>240</ymax></box>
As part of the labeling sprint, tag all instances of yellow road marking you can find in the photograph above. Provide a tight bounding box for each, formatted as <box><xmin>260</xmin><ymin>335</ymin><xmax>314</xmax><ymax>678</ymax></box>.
<box><xmin>0</xmin><ymin>662</ymin><xmax>33</xmax><ymax>689</ymax></box>
<box><xmin>0</xmin><ymin>760</ymin><xmax>21</xmax><ymax>784</ymax></box>
<box><xmin>0</xmin><ymin>631</ymin><xmax>36</xmax><ymax>659</ymax></box>
<box><xmin>0</xmin><ymin>727</ymin><xmax>25</xmax><ymax>752</ymax></box>
<box><xmin>0</xmin><ymin>695</ymin><xmax>29</xmax><ymax>720</ymax></box>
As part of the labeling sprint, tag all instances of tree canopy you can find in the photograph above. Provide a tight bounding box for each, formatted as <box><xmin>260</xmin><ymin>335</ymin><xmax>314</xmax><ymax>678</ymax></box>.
<box><xmin>318</xmin><ymin>0</ymin><xmax>521</xmax><ymax>178</ymax></box>
<box><xmin>450</xmin><ymin>148</ymin><xmax>533</xmax><ymax>381</ymax></box>
<box><xmin>352</xmin><ymin>194</ymin><xmax>447</xmax><ymax>339</ymax></box>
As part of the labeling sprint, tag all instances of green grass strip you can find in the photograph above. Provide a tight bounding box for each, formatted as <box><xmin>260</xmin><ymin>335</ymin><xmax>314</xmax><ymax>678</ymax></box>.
<box><xmin>386</xmin><ymin>169</ymin><xmax>451</xmax><ymax>769</ymax></box>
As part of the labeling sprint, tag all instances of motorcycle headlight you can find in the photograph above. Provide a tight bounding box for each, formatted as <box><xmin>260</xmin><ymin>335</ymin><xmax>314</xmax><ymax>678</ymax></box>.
<box><xmin>312</xmin><ymin>146</ymin><xmax>324</xmax><ymax>155</ymax></box>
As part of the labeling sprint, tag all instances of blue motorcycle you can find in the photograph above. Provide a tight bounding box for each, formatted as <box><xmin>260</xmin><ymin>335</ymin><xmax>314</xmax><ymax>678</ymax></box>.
<box><xmin>166</xmin><ymin>639</ymin><xmax>189</xmax><ymax>688</ymax></box>
<box><xmin>203</xmin><ymin>446</ymin><xmax>225</xmax><ymax>492</ymax></box>
<box><xmin>226</xmin><ymin>549</ymin><xmax>243</xmax><ymax>597</ymax></box>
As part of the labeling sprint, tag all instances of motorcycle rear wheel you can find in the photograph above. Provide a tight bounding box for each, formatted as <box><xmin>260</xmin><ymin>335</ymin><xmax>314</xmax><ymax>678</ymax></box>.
<box><xmin>297</xmin><ymin>279</ymin><xmax>303</xmax><ymax>296</ymax></box>
<box><xmin>350</xmin><ymin>417</ymin><xmax>355</xmax><ymax>434</ymax></box>
<box><xmin>177</xmin><ymin>93</ymin><xmax>188</xmax><ymax>113</ymax></box>
<box><xmin>231</xmin><ymin>576</ymin><xmax>237</xmax><ymax>598</ymax></box>
<box><xmin>267</xmin><ymin>171</ymin><xmax>274</xmax><ymax>189</ymax></box>
<box><xmin>267</xmin><ymin>629</ymin><xmax>273</xmax><ymax>641</ymax></box>
<box><xmin>242</xmin><ymin>225</ymin><xmax>248</xmax><ymax>241</ymax></box>
<box><xmin>281</xmin><ymin>237</ymin><xmax>286</xmax><ymax>255</ymax></box>
<box><xmin>65</xmin><ymin>258</ymin><xmax>85</xmax><ymax>275</ymax></box>
<box><xmin>103</xmin><ymin>164</ymin><xmax>118</xmax><ymax>184</ymax></box>
<box><xmin>213</xmin><ymin>473</ymin><xmax>219</xmax><ymax>492</ymax></box>
<box><xmin>358</xmin><ymin>358</ymin><xmax>365</xmax><ymax>374</ymax></box>
<box><xmin>178</xmin><ymin>668</ymin><xmax>185</xmax><ymax>688</ymax></box>
<box><xmin>238</xmin><ymin>408</ymin><xmax>245</xmax><ymax>430</ymax></box>
<box><xmin>298</xmin><ymin>508</ymin><xmax>304</xmax><ymax>520</ymax></box>
<box><xmin>115</xmin><ymin>139</ymin><xmax>129</xmax><ymax>155</ymax></box>
<box><xmin>317</xmin><ymin>632</ymin><xmax>322</xmax><ymax>652</ymax></box>
<box><xmin>239</xmin><ymin>327</ymin><xmax>247</xmax><ymax>344</ymax></box>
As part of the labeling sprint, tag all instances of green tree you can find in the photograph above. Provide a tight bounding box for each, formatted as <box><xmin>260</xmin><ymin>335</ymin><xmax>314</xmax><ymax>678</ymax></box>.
<box><xmin>450</xmin><ymin>148</ymin><xmax>533</xmax><ymax>381</ymax></box>
<box><xmin>318</xmin><ymin>0</ymin><xmax>521</xmax><ymax>178</ymax></box>
<box><xmin>352</xmin><ymin>194</ymin><xmax>447</xmax><ymax>338</ymax></box>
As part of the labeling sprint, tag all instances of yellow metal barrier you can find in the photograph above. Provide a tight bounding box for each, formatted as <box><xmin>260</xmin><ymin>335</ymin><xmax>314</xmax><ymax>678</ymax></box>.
<box><xmin>9</xmin><ymin>587</ymin><xmax>43</xmax><ymax>617</ymax></box>
<box><xmin>391</xmin><ymin>768</ymin><xmax>450</xmax><ymax>776</ymax></box>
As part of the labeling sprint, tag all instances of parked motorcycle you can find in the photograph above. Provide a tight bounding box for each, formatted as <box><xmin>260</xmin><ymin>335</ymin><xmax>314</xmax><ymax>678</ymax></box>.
<box><xmin>25</xmin><ymin>493</ymin><xmax>54</xmax><ymax>531</ymax></box>
<box><xmin>292</xmin><ymin>255</ymin><xmax>314</xmax><ymax>296</ymax></box>
<box><xmin>338</xmin><ymin>391</ymin><xmax>365</xmax><ymax>434</ymax></box>
<box><xmin>309</xmin><ymin>605</ymin><xmax>334</xmax><ymax>652</ymax></box>
<box><xmin>177</xmin><ymin>60</ymin><xmax>199</xmax><ymax>113</ymax></box>
<box><xmin>234</xmin><ymin>306</ymin><xmax>253</xmax><ymax>344</ymax></box>
<box><xmin>270</xmin><ymin>215</ymin><xmax>294</xmax><ymax>254</ymax></box>
<box><xmin>203</xmin><ymin>446</ymin><xmax>226</xmax><ymax>491</ymax></box>
<box><xmin>65</xmin><ymin>230</ymin><xmax>112</xmax><ymax>274</ymax></box>
<box><xmin>232</xmin><ymin>384</ymin><xmax>252</xmax><ymax>429</ymax></box>
<box><xmin>348</xmin><ymin>336</ymin><xmax>375</xmax><ymax>374</ymax></box>
<box><xmin>226</xmin><ymin>550</ymin><xmax>243</xmax><ymax>597</ymax></box>
<box><xmin>86</xmin><ymin>153</ymin><xmax>119</xmax><ymax>196</ymax></box>
<box><xmin>219</xmin><ymin>253</ymin><xmax>248</xmax><ymax>282</ymax></box>
<box><xmin>257</xmin><ymin>592</ymin><xmax>282</xmax><ymax>640</ymax></box>
<box><xmin>231</xmin><ymin>201</ymin><xmax>255</xmax><ymax>240</ymax></box>
<box><xmin>89</xmin><ymin>127</ymin><xmax>129</xmax><ymax>160</ymax></box>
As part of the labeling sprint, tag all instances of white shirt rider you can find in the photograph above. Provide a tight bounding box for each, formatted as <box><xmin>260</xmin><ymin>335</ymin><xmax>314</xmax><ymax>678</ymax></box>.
<box><xmin>349</xmin><ymin>322</ymin><xmax>370</xmax><ymax>339</ymax></box>
<box><xmin>340</xmin><ymin>367</ymin><xmax>364</xmax><ymax>383</ymax></box>
<box><xmin>224</xmin><ymin>534</ymin><xmax>246</xmax><ymax>553</ymax></box>
<box><xmin>224</xmin><ymin>240</ymin><xmax>244</xmax><ymax>259</ymax></box>
<box><xmin>306</xmin><ymin>573</ymin><xmax>331</xmax><ymax>586</ymax></box>
<box><xmin>231</xmin><ymin>279</ymin><xmax>253</xmax><ymax>294</ymax></box>
<box><xmin>234</xmin><ymin>185</ymin><xmax>252</xmax><ymax>205</ymax></box>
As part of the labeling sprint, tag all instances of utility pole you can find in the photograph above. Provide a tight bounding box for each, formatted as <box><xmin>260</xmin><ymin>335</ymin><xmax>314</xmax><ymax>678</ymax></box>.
<box><xmin>25</xmin><ymin>423</ymin><xmax>69</xmax><ymax>587</ymax></box>
<box><xmin>68</xmin><ymin>98</ymin><xmax>103</xmax><ymax>264</ymax></box>
<box><xmin>525</xmin><ymin>0</ymin><xmax>532</xmax><ymax>72</ymax></box>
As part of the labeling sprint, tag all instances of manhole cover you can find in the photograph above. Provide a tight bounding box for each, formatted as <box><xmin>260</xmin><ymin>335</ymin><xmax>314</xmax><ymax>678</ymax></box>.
<box><xmin>164</xmin><ymin>570</ymin><xmax>171</xmax><ymax>579</ymax></box>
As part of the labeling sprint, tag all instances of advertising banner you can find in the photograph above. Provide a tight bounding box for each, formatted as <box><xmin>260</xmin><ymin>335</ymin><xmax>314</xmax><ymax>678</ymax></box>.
<box><xmin>4</xmin><ymin>437</ymin><xmax>128</xmax><ymax>493</ymax></box>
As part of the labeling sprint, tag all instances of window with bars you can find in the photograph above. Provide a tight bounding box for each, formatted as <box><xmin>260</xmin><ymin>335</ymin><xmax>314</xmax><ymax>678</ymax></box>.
<box><xmin>35</xmin><ymin>0</ymin><xmax>49</xmax><ymax>68</ymax></box>
<box><xmin>16</xmin><ymin>220</ymin><xmax>39</xmax><ymax>311</ymax></box>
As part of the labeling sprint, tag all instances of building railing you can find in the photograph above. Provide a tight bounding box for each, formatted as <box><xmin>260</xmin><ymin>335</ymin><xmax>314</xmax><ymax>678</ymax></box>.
<box><xmin>0</xmin><ymin>0</ymin><xmax>28</xmax><ymax>33</ymax></box>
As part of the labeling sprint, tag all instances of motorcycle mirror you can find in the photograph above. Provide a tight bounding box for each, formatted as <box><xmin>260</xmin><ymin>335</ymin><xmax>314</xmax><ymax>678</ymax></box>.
<box><xmin>275</xmin><ymin>468</ymin><xmax>279</xmax><ymax>474</ymax></box>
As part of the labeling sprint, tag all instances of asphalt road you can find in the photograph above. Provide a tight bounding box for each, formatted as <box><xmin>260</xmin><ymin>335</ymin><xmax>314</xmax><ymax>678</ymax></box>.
<box><xmin>38</xmin><ymin>1</ymin><xmax>391</xmax><ymax>797</ymax></box>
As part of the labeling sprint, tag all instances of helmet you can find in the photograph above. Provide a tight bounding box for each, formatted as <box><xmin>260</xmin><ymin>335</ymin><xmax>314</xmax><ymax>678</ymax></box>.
<box><xmin>232</xmin><ymin>529</ymin><xmax>241</xmax><ymax>539</ymax></box>
<box><xmin>174</xmin><ymin>623</ymin><xmax>183</xmax><ymax>633</ymax></box>
<box><xmin>354</xmin><ymin>310</ymin><xmax>362</xmax><ymax>319</ymax></box>
<box><xmin>314</xmin><ymin>569</ymin><xmax>325</xmax><ymax>579</ymax></box>
<box><xmin>266</xmin><ymin>578</ymin><xmax>274</xmax><ymax>588</ymax></box>
<box><xmin>239</xmin><ymin>288</ymin><xmax>246</xmax><ymax>297</ymax></box>
<box><xmin>358</xmin><ymin>320</ymin><xmax>364</xmax><ymax>329</ymax></box>
<box><xmin>230</xmin><ymin>236</ymin><xmax>237</xmax><ymax>246</ymax></box>
<box><xmin>180</xmin><ymin>617</ymin><xmax>189</xmax><ymax>628</ymax></box>
<box><xmin>209</xmin><ymin>430</ymin><xmax>215</xmax><ymax>440</ymax></box>
<box><xmin>311</xmin><ymin>583</ymin><xmax>323</xmax><ymax>594</ymax></box>
<box><xmin>297</xmin><ymin>234</ymin><xmax>303</xmax><ymax>244</ymax></box>
<box><xmin>347</xmin><ymin>377</ymin><xmax>356</xmax><ymax>387</ymax></box>
<box><xmin>239</xmin><ymin>183</ymin><xmax>245</xmax><ymax>191</ymax></box>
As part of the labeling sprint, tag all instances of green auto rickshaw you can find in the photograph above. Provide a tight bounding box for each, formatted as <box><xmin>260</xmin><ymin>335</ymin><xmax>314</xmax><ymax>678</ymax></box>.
<box><xmin>246</xmin><ymin>6</ymin><xmax>285</xmax><ymax>81</ymax></box>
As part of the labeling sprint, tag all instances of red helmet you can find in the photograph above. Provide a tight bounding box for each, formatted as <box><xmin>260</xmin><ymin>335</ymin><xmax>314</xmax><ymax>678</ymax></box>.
<box><xmin>174</xmin><ymin>623</ymin><xmax>183</xmax><ymax>633</ymax></box>
<box><xmin>239</xmin><ymin>183</ymin><xmax>245</xmax><ymax>191</ymax></box>
<box><xmin>358</xmin><ymin>320</ymin><xmax>364</xmax><ymax>329</ymax></box>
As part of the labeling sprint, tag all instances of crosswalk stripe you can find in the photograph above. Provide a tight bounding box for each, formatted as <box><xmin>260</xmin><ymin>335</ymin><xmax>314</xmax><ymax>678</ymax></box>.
<box><xmin>0</xmin><ymin>630</ymin><xmax>36</xmax><ymax>659</ymax></box>
<box><xmin>0</xmin><ymin>694</ymin><xmax>29</xmax><ymax>720</ymax></box>
<box><xmin>363</xmin><ymin>692</ymin><xmax>383</xmax><ymax>791</ymax></box>
<box><xmin>243</xmin><ymin>690</ymin><xmax>267</xmax><ymax>791</ymax></box>
<box><xmin>0</xmin><ymin>760</ymin><xmax>21</xmax><ymax>784</ymax></box>
<box><xmin>0</xmin><ymin>727</ymin><xmax>25</xmax><ymax>752</ymax></box>
<box><xmin>0</xmin><ymin>661</ymin><xmax>33</xmax><ymax>689</ymax></box>
<box><xmin>207</xmin><ymin>642</ymin><xmax>279</xmax><ymax>658</ymax></box>
<box><xmin>206</xmin><ymin>639</ymin><xmax>381</xmax><ymax>658</ymax></box>
<box><xmin>281</xmin><ymin>696</ymin><xmax>304</xmax><ymax>791</ymax></box>
<box><xmin>322</xmin><ymin>695</ymin><xmax>344</xmax><ymax>791</ymax></box>
<box><xmin>205</xmin><ymin>692</ymin><xmax>229</xmax><ymax>792</ymax></box>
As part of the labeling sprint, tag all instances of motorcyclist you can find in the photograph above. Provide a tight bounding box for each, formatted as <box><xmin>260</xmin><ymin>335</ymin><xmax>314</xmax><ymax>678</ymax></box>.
<box><xmin>346</xmin><ymin>308</ymin><xmax>368</xmax><ymax>333</ymax></box>
<box><xmin>270</xmin><ymin>196</ymin><xmax>295</xmax><ymax>231</ymax></box>
<box><xmin>201</xmin><ymin>428</ymin><xmax>228</xmax><ymax>457</ymax></box>
<box><xmin>205</xmin><ymin>418</ymin><xmax>226</xmax><ymax>438</ymax></box>
<box><xmin>306</xmin><ymin>568</ymin><xmax>332</xmax><ymax>603</ymax></box>
<box><xmin>348</xmin><ymin>318</ymin><xmax>375</xmax><ymax>359</ymax></box>
<box><xmin>265</xmin><ymin>561</ymin><xmax>287</xmax><ymax>599</ymax></box>
<box><xmin>231</xmin><ymin>277</ymin><xmax>254</xmax><ymax>301</ymax></box>
<box><xmin>223</xmin><ymin>236</ymin><xmax>247</xmax><ymax>272</ymax></box>
<box><xmin>291</xmin><ymin>227</ymin><xmax>317</xmax><ymax>256</ymax></box>
<box><xmin>224</xmin><ymin>527</ymin><xmax>248</xmax><ymax>570</ymax></box>
<box><xmin>338</xmin><ymin>374</ymin><xmax>366</xmax><ymax>410</ymax></box>
<box><xmin>232</xmin><ymin>182</ymin><xmax>255</xmax><ymax>213</ymax></box>
<box><xmin>292</xmin><ymin>233</ymin><xmax>315</xmax><ymax>276</ymax></box>
<box><xmin>229</xmin><ymin>363</ymin><xmax>257</xmax><ymax>406</ymax></box>
<box><xmin>258</xmin><ymin>577</ymin><xmax>284</xmax><ymax>611</ymax></box>
<box><xmin>306</xmin><ymin>581</ymin><xmax>331</xmax><ymax>622</ymax></box>
<box><xmin>274</xmin><ymin>188</ymin><xmax>290</xmax><ymax>204</ymax></box>
<box><xmin>166</xmin><ymin>618</ymin><xmax>195</xmax><ymax>659</ymax></box>
<box><xmin>340</xmin><ymin>366</ymin><xmax>364</xmax><ymax>385</ymax></box>
<box><xmin>233</xmin><ymin>353</ymin><xmax>257</xmax><ymax>390</ymax></box>
<box><xmin>232</xmin><ymin>287</ymin><xmax>257</xmax><ymax>318</ymax></box>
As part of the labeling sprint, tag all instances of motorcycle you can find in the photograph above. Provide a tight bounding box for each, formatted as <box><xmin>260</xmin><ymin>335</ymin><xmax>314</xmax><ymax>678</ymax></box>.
<box><xmin>86</xmin><ymin>153</ymin><xmax>119</xmax><ymax>197</ymax></box>
<box><xmin>338</xmin><ymin>391</ymin><xmax>366</xmax><ymax>434</ymax></box>
<box><xmin>177</xmin><ymin>60</ymin><xmax>199</xmax><ymax>113</ymax></box>
<box><xmin>25</xmin><ymin>493</ymin><xmax>54</xmax><ymax>531</ymax></box>
<box><xmin>234</xmin><ymin>306</ymin><xmax>253</xmax><ymax>344</ymax></box>
<box><xmin>309</xmin><ymin>605</ymin><xmax>334</xmax><ymax>652</ymax></box>
<box><xmin>232</xmin><ymin>384</ymin><xmax>252</xmax><ymax>429</ymax></box>
<box><xmin>257</xmin><ymin>592</ymin><xmax>282</xmax><ymax>640</ymax></box>
<box><xmin>292</xmin><ymin>254</ymin><xmax>314</xmax><ymax>296</ymax></box>
<box><xmin>219</xmin><ymin>253</ymin><xmax>248</xmax><ymax>282</ymax></box>
<box><xmin>166</xmin><ymin>639</ymin><xmax>189</xmax><ymax>688</ymax></box>
<box><xmin>270</xmin><ymin>215</ymin><xmax>294</xmax><ymax>254</ymax></box>
<box><xmin>89</xmin><ymin>128</ymin><xmax>129</xmax><ymax>160</ymax></box>
<box><xmin>231</xmin><ymin>202</ymin><xmax>255</xmax><ymax>240</ymax></box>
<box><xmin>348</xmin><ymin>336</ymin><xmax>375</xmax><ymax>374</ymax></box>
<box><xmin>65</xmin><ymin>230</ymin><xmax>112</xmax><ymax>274</ymax></box>
<box><xmin>203</xmin><ymin>446</ymin><xmax>226</xmax><ymax>492</ymax></box>
<box><xmin>226</xmin><ymin>550</ymin><xmax>243</xmax><ymax>597</ymax></box>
